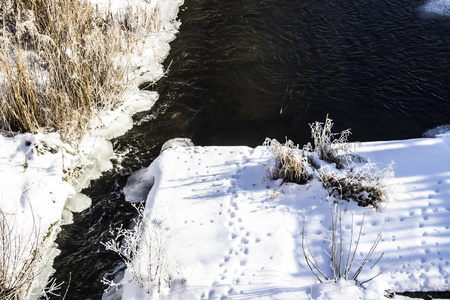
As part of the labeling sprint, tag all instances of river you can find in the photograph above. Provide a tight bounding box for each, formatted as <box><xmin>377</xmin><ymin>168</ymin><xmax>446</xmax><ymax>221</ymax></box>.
<box><xmin>49</xmin><ymin>0</ymin><xmax>449</xmax><ymax>298</ymax></box>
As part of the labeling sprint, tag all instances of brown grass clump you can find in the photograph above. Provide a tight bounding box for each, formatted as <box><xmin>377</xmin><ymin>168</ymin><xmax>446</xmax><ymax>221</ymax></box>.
<box><xmin>264</xmin><ymin>138</ymin><xmax>312</xmax><ymax>184</ymax></box>
<box><xmin>0</xmin><ymin>0</ymin><xmax>161</xmax><ymax>141</ymax></box>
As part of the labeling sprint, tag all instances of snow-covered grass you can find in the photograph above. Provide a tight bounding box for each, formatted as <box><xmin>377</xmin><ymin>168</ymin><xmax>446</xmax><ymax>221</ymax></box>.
<box><xmin>0</xmin><ymin>209</ymin><xmax>51</xmax><ymax>300</ymax></box>
<box><xmin>0</xmin><ymin>0</ymin><xmax>183</xmax><ymax>298</ymax></box>
<box><xmin>0</xmin><ymin>133</ymin><xmax>77</xmax><ymax>298</ymax></box>
<box><xmin>308</xmin><ymin>115</ymin><xmax>352</xmax><ymax>170</ymax></box>
<box><xmin>107</xmin><ymin>133</ymin><xmax>450</xmax><ymax>299</ymax></box>
<box><xmin>102</xmin><ymin>204</ymin><xmax>175</xmax><ymax>295</ymax></box>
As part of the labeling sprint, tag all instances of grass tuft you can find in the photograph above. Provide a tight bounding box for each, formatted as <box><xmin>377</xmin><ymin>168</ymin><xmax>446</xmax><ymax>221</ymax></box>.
<box><xmin>317</xmin><ymin>162</ymin><xmax>393</xmax><ymax>209</ymax></box>
<box><xmin>264</xmin><ymin>138</ymin><xmax>313</xmax><ymax>185</ymax></box>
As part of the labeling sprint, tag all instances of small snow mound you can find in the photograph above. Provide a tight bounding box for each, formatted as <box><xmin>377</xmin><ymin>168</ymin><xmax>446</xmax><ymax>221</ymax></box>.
<box><xmin>308</xmin><ymin>281</ymin><xmax>366</xmax><ymax>300</ymax></box>
<box><xmin>420</xmin><ymin>0</ymin><xmax>450</xmax><ymax>17</ymax></box>
<box><xmin>65</xmin><ymin>193</ymin><xmax>92</xmax><ymax>213</ymax></box>
<box><xmin>422</xmin><ymin>124</ymin><xmax>450</xmax><ymax>138</ymax></box>
<box><xmin>160</xmin><ymin>138</ymin><xmax>194</xmax><ymax>153</ymax></box>
<box><xmin>123</xmin><ymin>168</ymin><xmax>154</xmax><ymax>203</ymax></box>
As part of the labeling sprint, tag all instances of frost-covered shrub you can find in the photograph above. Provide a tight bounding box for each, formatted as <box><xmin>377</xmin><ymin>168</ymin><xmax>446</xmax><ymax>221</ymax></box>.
<box><xmin>0</xmin><ymin>210</ymin><xmax>58</xmax><ymax>300</ymax></box>
<box><xmin>102</xmin><ymin>205</ymin><xmax>175</xmax><ymax>295</ymax></box>
<box><xmin>309</xmin><ymin>115</ymin><xmax>352</xmax><ymax>169</ymax></box>
<box><xmin>317</xmin><ymin>162</ymin><xmax>393</xmax><ymax>209</ymax></box>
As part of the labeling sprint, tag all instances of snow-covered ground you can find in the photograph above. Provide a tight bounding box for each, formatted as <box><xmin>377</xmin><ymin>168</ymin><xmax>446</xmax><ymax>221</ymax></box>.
<box><xmin>0</xmin><ymin>0</ymin><xmax>183</xmax><ymax>297</ymax></box>
<box><xmin>110</xmin><ymin>133</ymin><xmax>450</xmax><ymax>299</ymax></box>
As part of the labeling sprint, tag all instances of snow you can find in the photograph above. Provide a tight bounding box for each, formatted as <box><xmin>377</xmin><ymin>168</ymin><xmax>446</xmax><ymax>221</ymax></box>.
<box><xmin>0</xmin><ymin>133</ymin><xmax>76</xmax><ymax>296</ymax></box>
<box><xmin>0</xmin><ymin>0</ymin><xmax>183</xmax><ymax>297</ymax></box>
<box><xmin>110</xmin><ymin>135</ymin><xmax>450</xmax><ymax>299</ymax></box>
<box><xmin>421</xmin><ymin>0</ymin><xmax>450</xmax><ymax>17</ymax></box>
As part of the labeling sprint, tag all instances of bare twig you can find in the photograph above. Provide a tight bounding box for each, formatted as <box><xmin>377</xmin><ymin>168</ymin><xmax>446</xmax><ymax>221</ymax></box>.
<box><xmin>301</xmin><ymin>203</ymin><xmax>388</xmax><ymax>285</ymax></box>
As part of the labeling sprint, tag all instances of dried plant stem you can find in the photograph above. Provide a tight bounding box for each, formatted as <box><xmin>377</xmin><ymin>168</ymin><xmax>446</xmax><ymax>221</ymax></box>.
<box><xmin>310</xmin><ymin>114</ymin><xmax>351</xmax><ymax>169</ymax></box>
<box><xmin>301</xmin><ymin>202</ymin><xmax>388</xmax><ymax>286</ymax></box>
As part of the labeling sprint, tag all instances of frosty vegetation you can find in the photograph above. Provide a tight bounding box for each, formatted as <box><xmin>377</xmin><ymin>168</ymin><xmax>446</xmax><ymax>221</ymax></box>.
<box><xmin>102</xmin><ymin>205</ymin><xmax>175</xmax><ymax>295</ymax></box>
<box><xmin>0</xmin><ymin>207</ymin><xmax>62</xmax><ymax>300</ymax></box>
<box><xmin>301</xmin><ymin>201</ymin><xmax>391</xmax><ymax>287</ymax></box>
<box><xmin>266</xmin><ymin>116</ymin><xmax>393</xmax><ymax>209</ymax></box>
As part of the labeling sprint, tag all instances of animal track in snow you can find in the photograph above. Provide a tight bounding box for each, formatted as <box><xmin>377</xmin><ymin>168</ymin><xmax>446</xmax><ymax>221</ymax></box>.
<box><xmin>241</xmin><ymin>237</ymin><xmax>249</xmax><ymax>244</ymax></box>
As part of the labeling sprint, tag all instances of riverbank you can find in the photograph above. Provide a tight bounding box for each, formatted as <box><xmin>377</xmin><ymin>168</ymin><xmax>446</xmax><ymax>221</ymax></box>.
<box><xmin>107</xmin><ymin>134</ymin><xmax>450</xmax><ymax>299</ymax></box>
<box><xmin>0</xmin><ymin>0</ymin><xmax>183</xmax><ymax>298</ymax></box>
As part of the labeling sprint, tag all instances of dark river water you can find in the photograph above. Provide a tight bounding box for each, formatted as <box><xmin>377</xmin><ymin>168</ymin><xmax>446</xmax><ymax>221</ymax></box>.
<box><xmin>49</xmin><ymin>0</ymin><xmax>449</xmax><ymax>298</ymax></box>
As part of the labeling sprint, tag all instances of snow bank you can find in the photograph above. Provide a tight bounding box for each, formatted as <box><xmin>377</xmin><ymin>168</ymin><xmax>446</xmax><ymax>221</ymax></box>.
<box><xmin>0</xmin><ymin>0</ymin><xmax>183</xmax><ymax>297</ymax></box>
<box><xmin>113</xmin><ymin>136</ymin><xmax>450</xmax><ymax>299</ymax></box>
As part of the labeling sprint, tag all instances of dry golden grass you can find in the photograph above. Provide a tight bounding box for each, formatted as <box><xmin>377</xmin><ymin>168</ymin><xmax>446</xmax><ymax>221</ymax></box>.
<box><xmin>264</xmin><ymin>138</ymin><xmax>312</xmax><ymax>184</ymax></box>
<box><xmin>0</xmin><ymin>0</ymin><xmax>161</xmax><ymax>141</ymax></box>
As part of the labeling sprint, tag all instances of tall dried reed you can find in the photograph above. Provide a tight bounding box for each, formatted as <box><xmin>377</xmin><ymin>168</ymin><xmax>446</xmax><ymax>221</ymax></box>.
<box><xmin>0</xmin><ymin>0</ymin><xmax>161</xmax><ymax>141</ymax></box>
